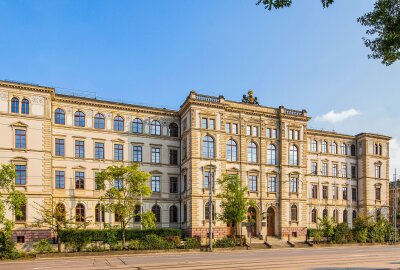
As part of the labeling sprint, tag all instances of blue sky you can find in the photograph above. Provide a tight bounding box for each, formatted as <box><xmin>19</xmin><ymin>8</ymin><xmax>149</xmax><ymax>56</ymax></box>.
<box><xmin>1</xmin><ymin>0</ymin><xmax>400</xmax><ymax>174</ymax></box>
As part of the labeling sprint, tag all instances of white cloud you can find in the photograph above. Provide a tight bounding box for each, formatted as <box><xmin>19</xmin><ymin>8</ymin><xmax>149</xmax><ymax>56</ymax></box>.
<box><xmin>315</xmin><ymin>109</ymin><xmax>360</xmax><ymax>123</ymax></box>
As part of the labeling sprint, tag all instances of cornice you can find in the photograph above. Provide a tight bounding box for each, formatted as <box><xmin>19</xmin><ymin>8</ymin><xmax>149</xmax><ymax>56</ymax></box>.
<box><xmin>0</xmin><ymin>80</ymin><xmax>54</xmax><ymax>94</ymax></box>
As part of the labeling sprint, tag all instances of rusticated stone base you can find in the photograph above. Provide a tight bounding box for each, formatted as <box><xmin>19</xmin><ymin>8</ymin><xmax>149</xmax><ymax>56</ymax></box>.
<box><xmin>12</xmin><ymin>229</ymin><xmax>53</xmax><ymax>244</ymax></box>
<box><xmin>184</xmin><ymin>227</ymin><xmax>228</xmax><ymax>240</ymax></box>
<box><xmin>280</xmin><ymin>227</ymin><xmax>307</xmax><ymax>238</ymax></box>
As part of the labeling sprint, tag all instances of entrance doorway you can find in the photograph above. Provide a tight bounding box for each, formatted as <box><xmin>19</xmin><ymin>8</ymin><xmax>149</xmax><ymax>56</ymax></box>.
<box><xmin>267</xmin><ymin>207</ymin><xmax>275</xmax><ymax>236</ymax></box>
<box><xmin>247</xmin><ymin>207</ymin><xmax>257</xmax><ymax>237</ymax></box>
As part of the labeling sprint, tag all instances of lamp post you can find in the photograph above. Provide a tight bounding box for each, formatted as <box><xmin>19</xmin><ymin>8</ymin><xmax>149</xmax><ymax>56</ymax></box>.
<box><xmin>208</xmin><ymin>147</ymin><xmax>214</xmax><ymax>252</ymax></box>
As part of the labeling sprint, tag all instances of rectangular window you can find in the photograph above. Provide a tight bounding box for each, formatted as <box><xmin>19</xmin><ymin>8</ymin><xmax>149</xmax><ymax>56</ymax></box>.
<box><xmin>15</xmin><ymin>165</ymin><xmax>26</xmax><ymax>185</ymax></box>
<box><xmin>15</xmin><ymin>129</ymin><xmax>26</xmax><ymax>149</ymax></box>
<box><xmin>272</xmin><ymin>129</ymin><xmax>277</xmax><ymax>139</ymax></box>
<box><xmin>209</xmin><ymin>119</ymin><xmax>215</xmax><ymax>130</ymax></box>
<box><xmin>252</xmin><ymin>126</ymin><xmax>258</xmax><ymax>137</ymax></box>
<box><xmin>267</xmin><ymin>176</ymin><xmax>276</xmax><ymax>192</ymax></box>
<box><xmin>352</xmin><ymin>187</ymin><xmax>357</xmax><ymax>201</ymax></box>
<box><xmin>294</xmin><ymin>130</ymin><xmax>299</xmax><ymax>140</ymax></box>
<box><xmin>16</xmin><ymin>236</ymin><xmax>25</xmax><ymax>243</ymax></box>
<box><xmin>55</xmin><ymin>138</ymin><xmax>65</xmax><ymax>156</ymax></box>
<box><xmin>311</xmin><ymin>162</ymin><xmax>317</xmax><ymax>175</ymax></box>
<box><xmin>225</xmin><ymin>123</ymin><xmax>231</xmax><ymax>133</ymax></box>
<box><xmin>342</xmin><ymin>164</ymin><xmax>347</xmax><ymax>178</ymax></box>
<box><xmin>151</xmin><ymin>147</ymin><xmax>160</xmax><ymax>163</ymax></box>
<box><xmin>249</xmin><ymin>175</ymin><xmax>257</xmax><ymax>192</ymax></box>
<box><xmin>342</xmin><ymin>187</ymin><xmax>348</xmax><ymax>200</ymax></box>
<box><xmin>15</xmin><ymin>205</ymin><xmax>26</xmax><ymax>222</ymax></box>
<box><xmin>170</xmin><ymin>177</ymin><xmax>178</xmax><ymax>193</ymax></box>
<box><xmin>75</xmin><ymin>171</ymin><xmax>85</xmax><ymax>189</ymax></box>
<box><xmin>333</xmin><ymin>164</ymin><xmax>338</xmax><ymax>177</ymax></box>
<box><xmin>266</xmin><ymin>128</ymin><xmax>271</xmax><ymax>138</ymax></box>
<box><xmin>204</xmin><ymin>171</ymin><xmax>213</xmax><ymax>189</ymax></box>
<box><xmin>333</xmin><ymin>186</ymin><xmax>339</xmax><ymax>200</ymax></box>
<box><xmin>133</xmin><ymin>145</ymin><xmax>142</xmax><ymax>162</ymax></box>
<box><xmin>55</xmin><ymin>170</ymin><xmax>65</xmax><ymax>189</ymax></box>
<box><xmin>114</xmin><ymin>177</ymin><xmax>123</xmax><ymax>190</ymax></box>
<box><xmin>351</xmin><ymin>165</ymin><xmax>357</xmax><ymax>179</ymax></box>
<box><xmin>183</xmin><ymin>174</ymin><xmax>187</xmax><ymax>191</ymax></box>
<box><xmin>95</xmin><ymin>142</ymin><xmax>104</xmax><ymax>160</ymax></box>
<box><xmin>169</xmin><ymin>149</ymin><xmax>178</xmax><ymax>165</ymax></box>
<box><xmin>323</xmin><ymin>186</ymin><xmax>328</xmax><ymax>199</ymax></box>
<box><xmin>322</xmin><ymin>163</ymin><xmax>328</xmax><ymax>176</ymax></box>
<box><xmin>375</xmin><ymin>165</ymin><xmax>381</xmax><ymax>179</ymax></box>
<box><xmin>201</xmin><ymin>118</ymin><xmax>208</xmax><ymax>129</ymax></box>
<box><xmin>232</xmin><ymin>124</ymin><xmax>238</xmax><ymax>134</ymax></box>
<box><xmin>151</xmin><ymin>176</ymin><xmax>160</xmax><ymax>192</ymax></box>
<box><xmin>246</xmin><ymin>126</ymin><xmax>251</xmax><ymax>136</ymax></box>
<box><xmin>312</xmin><ymin>185</ymin><xmax>318</xmax><ymax>199</ymax></box>
<box><xmin>114</xmin><ymin>144</ymin><xmax>123</xmax><ymax>161</ymax></box>
<box><xmin>289</xmin><ymin>177</ymin><xmax>298</xmax><ymax>193</ymax></box>
<box><xmin>75</xmin><ymin>140</ymin><xmax>85</xmax><ymax>159</ymax></box>
<box><xmin>376</xmin><ymin>187</ymin><xmax>381</xmax><ymax>200</ymax></box>
<box><xmin>289</xmin><ymin>130</ymin><xmax>293</xmax><ymax>140</ymax></box>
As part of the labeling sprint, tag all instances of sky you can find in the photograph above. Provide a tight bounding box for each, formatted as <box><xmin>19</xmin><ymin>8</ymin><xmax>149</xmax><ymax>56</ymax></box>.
<box><xmin>1</xmin><ymin>0</ymin><xmax>400</xmax><ymax>176</ymax></box>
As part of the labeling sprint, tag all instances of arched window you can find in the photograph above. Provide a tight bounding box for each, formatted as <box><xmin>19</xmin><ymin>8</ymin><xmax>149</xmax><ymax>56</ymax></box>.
<box><xmin>205</xmin><ymin>201</ymin><xmax>215</xmax><ymax>220</ymax></box>
<box><xmin>331</xmin><ymin>142</ymin><xmax>337</xmax><ymax>154</ymax></box>
<box><xmin>55</xmin><ymin>203</ymin><xmax>66</xmax><ymax>222</ymax></box>
<box><xmin>267</xmin><ymin>144</ymin><xmax>276</xmax><ymax>165</ymax></box>
<box><xmin>152</xmin><ymin>205</ymin><xmax>161</xmax><ymax>223</ymax></box>
<box><xmin>350</xmin><ymin>144</ymin><xmax>356</xmax><ymax>156</ymax></box>
<box><xmin>94</xmin><ymin>113</ymin><xmax>105</xmax><ymax>129</ymax></box>
<box><xmin>290</xmin><ymin>205</ymin><xmax>297</xmax><ymax>221</ymax></box>
<box><xmin>226</xmin><ymin>139</ymin><xmax>237</xmax><ymax>162</ymax></box>
<box><xmin>150</xmin><ymin>120</ymin><xmax>161</xmax><ymax>135</ymax></box>
<box><xmin>21</xmin><ymin>99</ymin><xmax>29</xmax><ymax>114</ymax></box>
<box><xmin>169</xmin><ymin>123</ymin><xmax>179</xmax><ymax>137</ymax></box>
<box><xmin>247</xmin><ymin>142</ymin><xmax>258</xmax><ymax>163</ymax></box>
<box><xmin>311</xmin><ymin>140</ymin><xmax>317</xmax><ymax>152</ymax></box>
<box><xmin>341</xmin><ymin>143</ymin><xmax>347</xmax><ymax>155</ymax></box>
<box><xmin>169</xmin><ymin>205</ymin><xmax>178</xmax><ymax>223</ymax></box>
<box><xmin>75</xmin><ymin>203</ymin><xmax>85</xmax><ymax>222</ymax></box>
<box><xmin>95</xmin><ymin>204</ymin><xmax>105</xmax><ymax>223</ymax></box>
<box><xmin>343</xmin><ymin>209</ymin><xmax>348</xmax><ymax>224</ymax></box>
<box><xmin>333</xmin><ymin>209</ymin><xmax>338</xmax><ymax>223</ymax></box>
<box><xmin>203</xmin><ymin>135</ymin><xmax>214</xmax><ymax>158</ymax></box>
<box><xmin>11</xmin><ymin>97</ymin><xmax>19</xmax><ymax>113</ymax></box>
<box><xmin>74</xmin><ymin>111</ymin><xmax>85</xmax><ymax>127</ymax></box>
<box><xmin>322</xmin><ymin>141</ymin><xmax>327</xmax><ymax>153</ymax></box>
<box><xmin>311</xmin><ymin>209</ymin><xmax>317</xmax><ymax>223</ymax></box>
<box><xmin>379</xmin><ymin>144</ymin><xmax>382</xmax><ymax>156</ymax></box>
<box><xmin>132</xmin><ymin>118</ymin><xmax>143</xmax><ymax>134</ymax></box>
<box><xmin>323</xmin><ymin>209</ymin><xmax>328</xmax><ymax>218</ymax></box>
<box><xmin>54</xmin><ymin>108</ymin><xmax>65</xmax><ymax>125</ymax></box>
<box><xmin>114</xmin><ymin>116</ymin><xmax>124</xmax><ymax>131</ymax></box>
<box><xmin>352</xmin><ymin>210</ymin><xmax>357</xmax><ymax>221</ymax></box>
<box><xmin>289</xmin><ymin>145</ymin><xmax>298</xmax><ymax>166</ymax></box>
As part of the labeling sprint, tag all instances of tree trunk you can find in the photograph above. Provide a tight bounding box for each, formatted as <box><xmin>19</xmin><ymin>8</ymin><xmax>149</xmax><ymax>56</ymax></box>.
<box><xmin>56</xmin><ymin>225</ymin><xmax>61</xmax><ymax>252</ymax></box>
<box><xmin>122</xmin><ymin>228</ymin><xmax>126</xmax><ymax>249</ymax></box>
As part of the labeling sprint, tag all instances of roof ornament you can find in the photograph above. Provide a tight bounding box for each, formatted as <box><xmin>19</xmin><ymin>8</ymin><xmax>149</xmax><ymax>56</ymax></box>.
<box><xmin>242</xmin><ymin>89</ymin><xmax>259</xmax><ymax>105</ymax></box>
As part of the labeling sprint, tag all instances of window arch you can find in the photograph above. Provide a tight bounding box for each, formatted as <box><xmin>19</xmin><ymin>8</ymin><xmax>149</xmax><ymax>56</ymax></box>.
<box><xmin>94</xmin><ymin>113</ymin><xmax>105</xmax><ymax>129</ymax></box>
<box><xmin>75</xmin><ymin>203</ymin><xmax>85</xmax><ymax>222</ymax></box>
<box><xmin>311</xmin><ymin>140</ymin><xmax>317</xmax><ymax>152</ymax></box>
<box><xmin>114</xmin><ymin>116</ymin><xmax>124</xmax><ymax>131</ymax></box>
<box><xmin>226</xmin><ymin>139</ymin><xmax>237</xmax><ymax>162</ymax></box>
<box><xmin>152</xmin><ymin>205</ymin><xmax>161</xmax><ymax>223</ymax></box>
<box><xmin>169</xmin><ymin>205</ymin><xmax>178</xmax><ymax>223</ymax></box>
<box><xmin>54</xmin><ymin>108</ymin><xmax>65</xmax><ymax>125</ymax></box>
<box><xmin>203</xmin><ymin>135</ymin><xmax>214</xmax><ymax>158</ymax></box>
<box><xmin>290</xmin><ymin>205</ymin><xmax>298</xmax><ymax>221</ymax></box>
<box><xmin>333</xmin><ymin>209</ymin><xmax>338</xmax><ymax>223</ymax></box>
<box><xmin>132</xmin><ymin>118</ymin><xmax>143</xmax><ymax>134</ymax></box>
<box><xmin>350</xmin><ymin>144</ymin><xmax>356</xmax><ymax>156</ymax></box>
<box><xmin>55</xmin><ymin>203</ymin><xmax>66</xmax><ymax>222</ymax></box>
<box><xmin>322</xmin><ymin>141</ymin><xmax>327</xmax><ymax>153</ymax></box>
<box><xmin>289</xmin><ymin>145</ymin><xmax>298</xmax><ymax>166</ymax></box>
<box><xmin>95</xmin><ymin>203</ymin><xmax>105</xmax><ymax>223</ymax></box>
<box><xmin>247</xmin><ymin>141</ymin><xmax>258</xmax><ymax>163</ymax></box>
<box><xmin>205</xmin><ymin>201</ymin><xmax>215</xmax><ymax>220</ymax></box>
<box><xmin>150</xmin><ymin>120</ymin><xmax>161</xmax><ymax>135</ymax></box>
<box><xmin>11</xmin><ymin>97</ymin><xmax>19</xmax><ymax>113</ymax></box>
<box><xmin>343</xmin><ymin>209</ymin><xmax>348</xmax><ymax>224</ymax></box>
<box><xmin>311</xmin><ymin>209</ymin><xmax>317</xmax><ymax>223</ymax></box>
<box><xmin>323</xmin><ymin>209</ymin><xmax>328</xmax><ymax>218</ymax></box>
<box><xmin>74</xmin><ymin>111</ymin><xmax>85</xmax><ymax>127</ymax></box>
<box><xmin>21</xmin><ymin>99</ymin><xmax>29</xmax><ymax>114</ymax></box>
<box><xmin>267</xmin><ymin>144</ymin><xmax>276</xmax><ymax>165</ymax></box>
<box><xmin>169</xmin><ymin>123</ymin><xmax>179</xmax><ymax>137</ymax></box>
<box><xmin>331</xmin><ymin>142</ymin><xmax>337</xmax><ymax>154</ymax></box>
<box><xmin>341</xmin><ymin>143</ymin><xmax>347</xmax><ymax>155</ymax></box>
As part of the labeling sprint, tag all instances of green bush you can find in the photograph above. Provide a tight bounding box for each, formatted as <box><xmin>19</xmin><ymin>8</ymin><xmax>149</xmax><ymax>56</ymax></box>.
<box><xmin>165</xmin><ymin>235</ymin><xmax>181</xmax><ymax>248</ymax></box>
<box><xmin>33</xmin><ymin>239</ymin><xmax>54</xmax><ymax>254</ymax></box>
<box><xmin>214</xmin><ymin>237</ymin><xmax>235</xmax><ymax>248</ymax></box>
<box><xmin>352</xmin><ymin>217</ymin><xmax>369</xmax><ymax>243</ymax></box>
<box><xmin>141</xmin><ymin>234</ymin><xmax>174</xmax><ymax>250</ymax></box>
<box><xmin>0</xmin><ymin>232</ymin><xmax>22</xmax><ymax>259</ymax></box>
<box><xmin>183</xmin><ymin>237</ymin><xmax>200</xmax><ymax>249</ymax></box>
<box><xmin>127</xmin><ymin>240</ymin><xmax>140</xmax><ymax>250</ymax></box>
<box><xmin>333</xmin><ymin>223</ymin><xmax>353</xmax><ymax>244</ymax></box>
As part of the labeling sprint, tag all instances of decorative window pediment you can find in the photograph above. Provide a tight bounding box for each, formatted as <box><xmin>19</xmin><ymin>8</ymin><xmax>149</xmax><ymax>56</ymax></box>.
<box><xmin>10</xmin><ymin>121</ymin><xmax>28</xmax><ymax>128</ymax></box>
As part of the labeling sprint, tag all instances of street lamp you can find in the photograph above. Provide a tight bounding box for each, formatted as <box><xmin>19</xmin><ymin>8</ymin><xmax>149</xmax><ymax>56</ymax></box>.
<box><xmin>208</xmin><ymin>146</ymin><xmax>214</xmax><ymax>252</ymax></box>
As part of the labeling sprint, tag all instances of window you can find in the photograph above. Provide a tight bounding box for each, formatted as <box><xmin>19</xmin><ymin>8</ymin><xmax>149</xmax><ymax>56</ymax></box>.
<box><xmin>114</xmin><ymin>177</ymin><xmax>123</xmax><ymax>190</ymax></box>
<box><xmin>169</xmin><ymin>149</ymin><xmax>178</xmax><ymax>165</ymax></box>
<box><xmin>266</xmin><ymin>128</ymin><xmax>271</xmax><ymax>138</ymax></box>
<box><xmin>15</xmin><ymin>205</ymin><xmax>26</xmax><ymax>222</ymax></box>
<box><xmin>294</xmin><ymin>130</ymin><xmax>299</xmax><ymax>140</ymax></box>
<box><xmin>333</xmin><ymin>186</ymin><xmax>338</xmax><ymax>200</ymax></box>
<box><xmin>232</xmin><ymin>124</ymin><xmax>238</xmax><ymax>134</ymax></box>
<box><xmin>74</xmin><ymin>111</ymin><xmax>85</xmax><ymax>127</ymax></box>
<box><xmin>291</xmin><ymin>205</ymin><xmax>297</xmax><ymax>221</ymax></box>
<box><xmin>21</xmin><ymin>99</ymin><xmax>29</xmax><ymax>114</ymax></box>
<box><xmin>75</xmin><ymin>140</ymin><xmax>85</xmax><ymax>159</ymax></box>
<box><xmin>322</xmin><ymin>141</ymin><xmax>327</xmax><ymax>153</ymax></box>
<box><xmin>54</xmin><ymin>109</ymin><xmax>65</xmax><ymax>124</ymax></box>
<box><xmin>379</xmin><ymin>144</ymin><xmax>382</xmax><ymax>156</ymax></box>
<box><xmin>15</xmin><ymin>165</ymin><xmax>26</xmax><ymax>185</ymax></box>
<box><xmin>341</xmin><ymin>144</ymin><xmax>347</xmax><ymax>155</ymax></box>
<box><xmin>247</xmin><ymin>142</ymin><xmax>257</xmax><ymax>163</ymax></box>
<box><xmin>322</xmin><ymin>163</ymin><xmax>328</xmax><ymax>176</ymax></box>
<box><xmin>352</xmin><ymin>187</ymin><xmax>357</xmax><ymax>201</ymax></box>
<box><xmin>114</xmin><ymin>144</ymin><xmax>123</xmax><ymax>161</ymax></box>
<box><xmin>95</xmin><ymin>142</ymin><xmax>104</xmax><ymax>160</ymax></box>
<box><xmin>311</xmin><ymin>209</ymin><xmax>317</xmax><ymax>223</ymax></box>
<box><xmin>183</xmin><ymin>174</ymin><xmax>187</xmax><ymax>191</ymax></box>
<box><xmin>343</xmin><ymin>187</ymin><xmax>348</xmax><ymax>200</ymax></box>
<box><xmin>375</xmin><ymin>144</ymin><xmax>379</xmax><ymax>155</ymax></box>
<box><xmin>134</xmin><ymin>205</ymin><xmax>141</xmax><ymax>222</ymax></box>
<box><xmin>311</xmin><ymin>140</ymin><xmax>317</xmax><ymax>152</ymax></box>
<box><xmin>205</xmin><ymin>202</ymin><xmax>215</xmax><ymax>220</ymax></box>
<box><xmin>289</xmin><ymin>145</ymin><xmax>298</xmax><ymax>166</ymax></box>
<box><xmin>352</xmin><ymin>210</ymin><xmax>357</xmax><ymax>220</ymax></box>
<box><xmin>150</xmin><ymin>120</ymin><xmax>161</xmax><ymax>135</ymax></box>
<box><xmin>169</xmin><ymin>205</ymin><xmax>178</xmax><ymax>223</ymax></box>
<box><xmin>226</xmin><ymin>139</ymin><xmax>237</xmax><ymax>162</ymax></box>
<box><xmin>94</xmin><ymin>113</ymin><xmax>105</xmax><ymax>129</ymax></box>
<box><xmin>343</xmin><ymin>210</ymin><xmax>348</xmax><ymax>224</ymax></box>
<box><xmin>323</xmin><ymin>209</ymin><xmax>328</xmax><ymax>218</ymax></box>
<box><xmin>333</xmin><ymin>209</ymin><xmax>338</xmax><ymax>223</ymax></box>
<box><xmin>114</xmin><ymin>116</ymin><xmax>124</xmax><ymax>131</ymax></box>
<box><xmin>375</xmin><ymin>165</ymin><xmax>381</xmax><ymax>179</ymax></box>
<box><xmin>133</xmin><ymin>146</ymin><xmax>142</xmax><ymax>162</ymax></box>
<box><xmin>376</xmin><ymin>187</ymin><xmax>381</xmax><ymax>200</ymax></box>
<box><xmin>75</xmin><ymin>171</ymin><xmax>84</xmax><ymax>189</ymax></box>
<box><xmin>209</xmin><ymin>119</ymin><xmax>215</xmax><ymax>130</ymax></box>
<box><xmin>15</xmin><ymin>129</ymin><xmax>26</xmax><ymax>149</ymax></box>
<box><xmin>272</xmin><ymin>129</ymin><xmax>277</xmax><ymax>138</ymax></box>
<box><xmin>55</xmin><ymin>171</ymin><xmax>65</xmax><ymax>189</ymax></box>
<box><xmin>201</xmin><ymin>118</ymin><xmax>208</xmax><ymax>129</ymax></box>
<box><xmin>152</xmin><ymin>205</ymin><xmax>161</xmax><ymax>222</ymax></box>
<box><xmin>252</xmin><ymin>126</ymin><xmax>258</xmax><ymax>136</ymax></box>
<box><xmin>170</xmin><ymin>177</ymin><xmax>178</xmax><ymax>193</ymax></box>
<box><xmin>169</xmin><ymin>123</ymin><xmax>179</xmax><ymax>137</ymax></box>
<box><xmin>350</xmin><ymin>144</ymin><xmax>356</xmax><ymax>156</ymax></box>
<box><xmin>132</xmin><ymin>118</ymin><xmax>143</xmax><ymax>133</ymax></box>
<box><xmin>351</xmin><ymin>165</ymin><xmax>357</xmax><ymax>179</ymax></box>
<box><xmin>267</xmin><ymin>144</ymin><xmax>276</xmax><ymax>165</ymax></box>
<box><xmin>323</xmin><ymin>186</ymin><xmax>328</xmax><ymax>199</ymax></box>
<box><xmin>333</xmin><ymin>164</ymin><xmax>338</xmax><ymax>177</ymax></box>
<box><xmin>204</xmin><ymin>171</ymin><xmax>213</xmax><ymax>189</ymax></box>
<box><xmin>55</xmin><ymin>203</ymin><xmax>66</xmax><ymax>222</ymax></box>
<box><xmin>151</xmin><ymin>176</ymin><xmax>160</xmax><ymax>192</ymax></box>
<box><xmin>75</xmin><ymin>204</ymin><xmax>85</xmax><ymax>222</ymax></box>
<box><xmin>289</xmin><ymin>130</ymin><xmax>293</xmax><ymax>139</ymax></box>
<box><xmin>311</xmin><ymin>162</ymin><xmax>317</xmax><ymax>175</ymax></box>
<box><xmin>289</xmin><ymin>177</ymin><xmax>298</xmax><ymax>193</ymax></box>
<box><xmin>312</xmin><ymin>185</ymin><xmax>318</xmax><ymax>199</ymax></box>
<box><xmin>151</xmin><ymin>147</ymin><xmax>160</xmax><ymax>163</ymax></box>
<box><xmin>54</xmin><ymin>138</ymin><xmax>65</xmax><ymax>156</ymax></box>
<box><xmin>249</xmin><ymin>175</ymin><xmax>257</xmax><ymax>192</ymax></box>
<box><xmin>246</xmin><ymin>126</ymin><xmax>251</xmax><ymax>136</ymax></box>
<box><xmin>331</xmin><ymin>142</ymin><xmax>337</xmax><ymax>154</ymax></box>
<box><xmin>183</xmin><ymin>204</ymin><xmax>187</xmax><ymax>223</ymax></box>
<box><xmin>203</xmin><ymin>135</ymin><xmax>214</xmax><ymax>158</ymax></box>
<box><xmin>95</xmin><ymin>204</ymin><xmax>105</xmax><ymax>222</ymax></box>
<box><xmin>267</xmin><ymin>176</ymin><xmax>276</xmax><ymax>192</ymax></box>
<box><xmin>11</xmin><ymin>97</ymin><xmax>19</xmax><ymax>113</ymax></box>
<box><xmin>342</xmin><ymin>164</ymin><xmax>347</xmax><ymax>178</ymax></box>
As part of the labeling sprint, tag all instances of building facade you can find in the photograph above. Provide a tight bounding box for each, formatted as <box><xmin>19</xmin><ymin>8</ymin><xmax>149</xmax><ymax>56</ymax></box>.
<box><xmin>0</xmin><ymin>81</ymin><xmax>391</xmax><ymax>243</ymax></box>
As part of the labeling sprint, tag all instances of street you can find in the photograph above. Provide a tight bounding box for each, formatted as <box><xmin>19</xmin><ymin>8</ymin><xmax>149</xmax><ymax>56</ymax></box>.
<box><xmin>0</xmin><ymin>245</ymin><xmax>399</xmax><ymax>270</ymax></box>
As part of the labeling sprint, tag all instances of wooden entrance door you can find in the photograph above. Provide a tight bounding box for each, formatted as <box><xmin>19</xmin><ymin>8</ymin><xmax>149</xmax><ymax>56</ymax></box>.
<box><xmin>267</xmin><ymin>207</ymin><xmax>275</xmax><ymax>236</ymax></box>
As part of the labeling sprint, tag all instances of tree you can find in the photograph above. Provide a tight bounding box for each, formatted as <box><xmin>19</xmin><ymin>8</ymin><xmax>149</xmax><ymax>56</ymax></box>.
<box><xmin>141</xmin><ymin>211</ymin><xmax>156</xmax><ymax>229</ymax></box>
<box><xmin>95</xmin><ymin>164</ymin><xmax>151</xmax><ymax>248</ymax></box>
<box><xmin>257</xmin><ymin>0</ymin><xmax>400</xmax><ymax>65</ymax></box>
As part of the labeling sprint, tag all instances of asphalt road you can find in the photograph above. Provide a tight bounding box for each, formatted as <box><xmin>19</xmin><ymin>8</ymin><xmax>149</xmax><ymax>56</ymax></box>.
<box><xmin>1</xmin><ymin>245</ymin><xmax>400</xmax><ymax>270</ymax></box>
